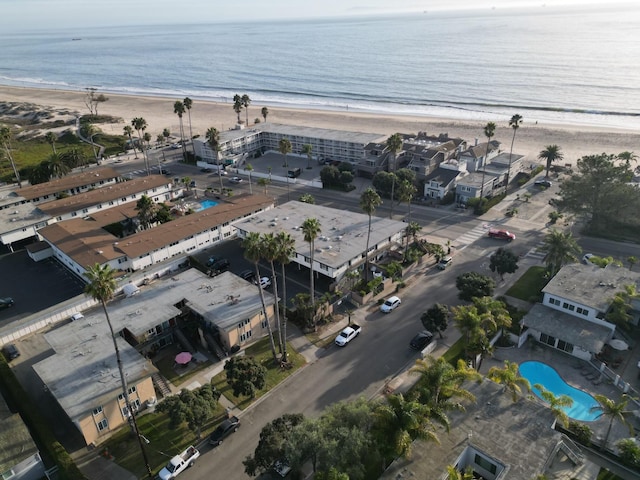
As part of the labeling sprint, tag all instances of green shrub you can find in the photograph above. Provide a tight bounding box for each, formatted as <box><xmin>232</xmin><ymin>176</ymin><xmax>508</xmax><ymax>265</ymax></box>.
<box><xmin>567</xmin><ymin>421</ymin><xmax>592</xmax><ymax>446</ymax></box>
<box><xmin>617</xmin><ymin>439</ymin><xmax>640</xmax><ymax>469</ymax></box>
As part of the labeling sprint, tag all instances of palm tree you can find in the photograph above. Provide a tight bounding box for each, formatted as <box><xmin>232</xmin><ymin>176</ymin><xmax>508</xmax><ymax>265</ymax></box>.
<box><xmin>479</xmin><ymin>122</ymin><xmax>496</xmax><ymax>200</ymax></box>
<box><xmin>260</xmin><ymin>233</ymin><xmax>283</xmax><ymax>354</ymax></box>
<box><xmin>506</xmin><ymin>114</ymin><xmax>523</xmax><ymax>192</ymax></box>
<box><xmin>539</xmin><ymin>145</ymin><xmax>564</xmax><ymax>178</ymax></box>
<box><xmin>617</xmin><ymin>151</ymin><xmax>638</xmax><ymax>167</ymax></box>
<box><xmin>45</xmin><ymin>132</ymin><xmax>57</xmax><ymax>154</ymax></box>
<box><xmin>143</xmin><ymin>132</ymin><xmax>152</xmax><ymax>154</ymax></box>
<box><xmin>258</xmin><ymin>177</ymin><xmax>270</xmax><ymax>194</ymax></box>
<box><xmin>385</xmin><ymin>133</ymin><xmax>403</xmax><ymax>219</ymax></box>
<box><xmin>0</xmin><ymin>126</ymin><xmax>20</xmax><ymax>187</ymax></box>
<box><xmin>446</xmin><ymin>465</ymin><xmax>475</xmax><ymax>480</ymax></box>
<box><xmin>241</xmin><ymin>94</ymin><xmax>251</xmax><ymax>126</ymax></box>
<box><xmin>48</xmin><ymin>152</ymin><xmax>70</xmax><ymax>179</ymax></box>
<box><xmin>279</xmin><ymin>138</ymin><xmax>292</xmax><ymax>167</ymax></box>
<box><xmin>487</xmin><ymin>360</ymin><xmax>531</xmax><ymax>402</ymax></box>
<box><xmin>132</xmin><ymin>117</ymin><xmax>149</xmax><ymax>175</ymax></box>
<box><xmin>471</xmin><ymin>296</ymin><xmax>511</xmax><ymax>336</ymax></box>
<box><xmin>301</xmin><ymin>217</ymin><xmax>321</xmax><ymax>328</ymax></box>
<box><xmin>539</xmin><ymin>229</ymin><xmax>581</xmax><ymax>276</ymax></box>
<box><xmin>85</xmin><ymin>123</ymin><xmax>99</xmax><ymax>162</ymax></box>
<box><xmin>84</xmin><ymin>264</ymin><xmax>152</xmax><ymax>477</ymax></box>
<box><xmin>162</xmin><ymin>128</ymin><xmax>171</xmax><ymax>145</ymax></box>
<box><xmin>274</xmin><ymin>232</ymin><xmax>296</xmax><ymax>361</ymax></box>
<box><xmin>410</xmin><ymin>356</ymin><xmax>480</xmax><ymax>408</ymax></box>
<box><xmin>156</xmin><ymin>134</ymin><xmax>164</xmax><ymax>146</ymax></box>
<box><xmin>397</xmin><ymin>179</ymin><xmax>416</xmax><ymax>223</ymax></box>
<box><xmin>183</xmin><ymin>97</ymin><xmax>195</xmax><ymax>156</ymax></box>
<box><xmin>205</xmin><ymin>127</ymin><xmax>223</xmax><ymax>191</ymax></box>
<box><xmin>242</xmin><ymin>232</ymin><xmax>278</xmax><ymax>362</ymax></box>
<box><xmin>359</xmin><ymin>187</ymin><xmax>382</xmax><ymax>280</ymax></box>
<box><xmin>302</xmin><ymin>144</ymin><xmax>313</xmax><ymax>169</ymax></box>
<box><xmin>135</xmin><ymin>195</ymin><xmax>157</xmax><ymax>230</ymax></box>
<box><xmin>590</xmin><ymin>394</ymin><xmax>634</xmax><ymax>449</ymax></box>
<box><xmin>173</xmin><ymin>100</ymin><xmax>186</xmax><ymax>158</ymax></box>
<box><xmin>246</xmin><ymin>163</ymin><xmax>254</xmax><ymax>194</ymax></box>
<box><xmin>261</xmin><ymin>106</ymin><xmax>269</xmax><ymax>123</ymax></box>
<box><xmin>233</xmin><ymin>94</ymin><xmax>243</xmax><ymax>124</ymax></box>
<box><xmin>373</xmin><ymin>393</ymin><xmax>440</xmax><ymax>461</ymax></box>
<box><xmin>123</xmin><ymin>125</ymin><xmax>137</xmax><ymax>158</ymax></box>
<box><xmin>533</xmin><ymin>384</ymin><xmax>573</xmax><ymax>428</ymax></box>
<box><xmin>61</xmin><ymin>147</ymin><xmax>88</xmax><ymax>170</ymax></box>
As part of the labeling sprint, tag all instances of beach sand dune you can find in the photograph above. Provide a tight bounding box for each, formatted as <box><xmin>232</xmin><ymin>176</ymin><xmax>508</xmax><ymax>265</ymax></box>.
<box><xmin>1</xmin><ymin>85</ymin><xmax>639</xmax><ymax>166</ymax></box>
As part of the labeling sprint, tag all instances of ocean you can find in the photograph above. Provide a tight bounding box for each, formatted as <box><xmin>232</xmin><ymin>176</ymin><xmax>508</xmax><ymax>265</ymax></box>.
<box><xmin>1</xmin><ymin>4</ymin><xmax>640</xmax><ymax>129</ymax></box>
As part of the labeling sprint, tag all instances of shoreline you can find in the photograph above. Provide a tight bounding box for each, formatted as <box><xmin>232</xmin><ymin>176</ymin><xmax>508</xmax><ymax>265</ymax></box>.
<box><xmin>1</xmin><ymin>85</ymin><xmax>639</xmax><ymax>166</ymax></box>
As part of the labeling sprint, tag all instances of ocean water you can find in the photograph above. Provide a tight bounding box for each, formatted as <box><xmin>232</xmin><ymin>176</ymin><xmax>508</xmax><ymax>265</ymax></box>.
<box><xmin>1</xmin><ymin>4</ymin><xmax>640</xmax><ymax>128</ymax></box>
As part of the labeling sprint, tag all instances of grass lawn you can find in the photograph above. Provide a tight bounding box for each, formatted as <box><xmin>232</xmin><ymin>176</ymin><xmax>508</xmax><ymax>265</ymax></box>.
<box><xmin>505</xmin><ymin>266</ymin><xmax>549</xmax><ymax>302</ymax></box>
<box><xmin>211</xmin><ymin>338</ymin><xmax>306</xmax><ymax>410</ymax></box>
<box><xmin>104</xmin><ymin>406</ymin><xmax>225</xmax><ymax>478</ymax></box>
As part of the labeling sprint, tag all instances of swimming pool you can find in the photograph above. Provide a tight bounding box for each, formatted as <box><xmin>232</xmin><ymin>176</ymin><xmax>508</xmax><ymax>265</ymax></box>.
<box><xmin>197</xmin><ymin>199</ymin><xmax>218</xmax><ymax>211</ymax></box>
<box><xmin>519</xmin><ymin>361</ymin><xmax>601</xmax><ymax>422</ymax></box>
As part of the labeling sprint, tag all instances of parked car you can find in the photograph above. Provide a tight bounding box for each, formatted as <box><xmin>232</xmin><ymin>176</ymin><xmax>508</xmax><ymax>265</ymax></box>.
<box><xmin>534</xmin><ymin>179</ymin><xmax>552</xmax><ymax>188</ymax></box>
<box><xmin>380</xmin><ymin>296</ymin><xmax>401</xmax><ymax>313</ymax></box>
<box><xmin>335</xmin><ymin>324</ymin><xmax>361</xmax><ymax>347</ymax></box>
<box><xmin>582</xmin><ymin>253</ymin><xmax>596</xmax><ymax>265</ymax></box>
<box><xmin>70</xmin><ymin>312</ymin><xmax>84</xmax><ymax>321</ymax></box>
<box><xmin>158</xmin><ymin>446</ymin><xmax>199</xmax><ymax>479</ymax></box>
<box><xmin>273</xmin><ymin>460</ymin><xmax>292</xmax><ymax>478</ymax></box>
<box><xmin>239</xmin><ymin>270</ymin><xmax>255</xmax><ymax>281</ymax></box>
<box><xmin>410</xmin><ymin>330</ymin><xmax>434</xmax><ymax>350</ymax></box>
<box><xmin>170</xmin><ymin>143</ymin><xmax>181</xmax><ymax>149</ymax></box>
<box><xmin>189</xmin><ymin>180</ymin><xmax>196</xmax><ymax>188</ymax></box>
<box><xmin>488</xmin><ymin>229</ymin><xmax>516</xmax><ymax>241</ymax></box>
<box><xmin>257</xmin><ymin>276</ymin><xmax>272</xmax><ymax>289</ymax></box>
<box><xmin>229</xmin><ymin>176</ymin><xmax>243</xmax><ymax>184</ymax></box>
<box><xmin>436</xmin><ymin>256</ymin><xmax>453</xmax><ymax>270</ymax></box>
<box><xmin>209</xmin><ymin>416</ymin><xmax>240</xmax><ymax>446</ymax></box>
<box><xmin>206</xmin><ymin>256</ymin><xmax>221</xmax><ymax>267</ymax></box>
<box><xmin>200</xmin><ymin>167</ymin><xmax>212</xmax><ymax>173</ymax></box>
<box><xmin>0</xmin><ymin>297</ymin><xmax>14</xmax><ymax>309</ymax></box>
<box><xmin>160</xmin><ymin>168</ymin><xmax>171</xmax><ymax>175</ymax></box>
<box><xmin>208</xmin><ymin>259</ymin><xmax>230</xmax><ymax>275</ymax></box>
<box><xmin>2</xmin><ymin>343</ymin><xmax>20</xmax><ymax>361</ymax></box>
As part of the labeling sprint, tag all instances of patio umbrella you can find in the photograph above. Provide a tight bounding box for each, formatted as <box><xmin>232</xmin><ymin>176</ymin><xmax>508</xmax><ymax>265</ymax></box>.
<box><xmin>175</xmin><ymin>351</ymin><xmax>193</xmax><ymax>364</ymax></box>
<box><xmin>608</xmin><ymin>339</ymin><xmax>629</xmax><ymax>351</ymax></box>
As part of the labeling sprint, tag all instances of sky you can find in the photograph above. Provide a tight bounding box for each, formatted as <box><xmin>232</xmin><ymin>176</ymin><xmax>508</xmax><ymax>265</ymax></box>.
<box><xmin>1</xmin><ymin>0</ymin><xmax>638</xmax><ymax>32</ymax></box>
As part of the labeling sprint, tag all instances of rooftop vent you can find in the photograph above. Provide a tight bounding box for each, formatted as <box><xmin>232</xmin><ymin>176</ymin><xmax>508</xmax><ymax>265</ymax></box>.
<box><xmin>270</xmin><ymin>222</ymin><xmax>277</xmax><ymax>227</ymax></box>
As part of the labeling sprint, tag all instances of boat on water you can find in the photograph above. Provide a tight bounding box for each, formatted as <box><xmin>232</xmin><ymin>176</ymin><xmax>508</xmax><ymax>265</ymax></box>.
<box><xmin>72</xmin><ymin>38</ymin><xmax>82</xmax><ymax>41</ymax></box>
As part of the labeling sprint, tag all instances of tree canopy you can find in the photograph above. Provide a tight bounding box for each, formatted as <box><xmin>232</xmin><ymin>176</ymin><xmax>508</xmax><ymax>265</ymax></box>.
<box><xmin>489</xmin><ymin>247</ymin><xmax>519</xmax><ymax>280</ymax></box>
<box><xmin>156</xmin><ymin>384</ymin><xmax>221</xmax><ymax>436</ymax></box>
<box><xmin>455</xmin><ymin>272</ymin><xmax>495</xmax><ymax>301</ymax></box>
<box><xmin>420</xmin><ymin>304</ymin><xmax>449</xmax><ymax>339</ymax></box>
<box><xmin>224</xmin><ymin>356</ymin><xmax>267</xmax><ymax>398</ymax></box>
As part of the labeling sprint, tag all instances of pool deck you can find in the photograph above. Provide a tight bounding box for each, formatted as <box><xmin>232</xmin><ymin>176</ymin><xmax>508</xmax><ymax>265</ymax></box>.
<box><xmin>481</xmin><ymin>339</ymin><xmax>640</xmax><ymax>449</ymax></box>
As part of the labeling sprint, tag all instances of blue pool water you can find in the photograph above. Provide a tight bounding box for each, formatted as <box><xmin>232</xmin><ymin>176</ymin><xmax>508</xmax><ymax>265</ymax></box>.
<box><xmin>197</xmin><ymin>200</ymin><xmax>218</xmax><ymax>211</ymax></box>
<box><xmin>519</xmin><ymin>361</ymin><xmax>601</xmax><ymax>422</ymax></box>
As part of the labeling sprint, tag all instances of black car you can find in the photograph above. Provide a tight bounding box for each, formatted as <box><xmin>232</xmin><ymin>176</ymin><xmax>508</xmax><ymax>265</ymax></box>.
<box><xmin>410</xmin><ymin>330</ymin><xmax>434</xmax><ymax>350</ymax></box>
<box><xmin>239</xmin><ymin>270</ymin><xmax>255</xmax><ymax>281</ymax></box>
<box><xmin>2</xmin><ymin>344</ymin><xmax>20</xmax><ymax>361</ymax></box>
<box><xmin>534</xmin><ymin>179</ymin><xmax>552</xmax><ymax>188</ymax></box>
<box><xmin>159</xmin><ymin>168</ymin><xmax>171</xmax><ymax>175</ymax></box>
<box><xmin>0</xmin><ymin>297</ymin><xmax>14</xmax><ymax>309</ymax></box>
<box><xmin>209</xmin><ymin>416</ymin><xmax>240</xmax><ymax>446</ymax></box>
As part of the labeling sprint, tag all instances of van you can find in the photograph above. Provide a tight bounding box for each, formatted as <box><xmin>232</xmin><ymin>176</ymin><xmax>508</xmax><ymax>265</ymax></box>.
<box><xmin>287</xmin><ymin>168</ymin><xmax>301</xmax><ymax>178</ymax></box>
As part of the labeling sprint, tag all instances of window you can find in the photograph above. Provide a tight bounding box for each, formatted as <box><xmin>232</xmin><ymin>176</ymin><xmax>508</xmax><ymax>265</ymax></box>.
<box><xmin>557</xmin><ymin>340</ymin><xmax>574</xmax><ymax>353</ymax></box>
<box><xmin>549</xmin><ymin>297</ymin><xmax>561</xmax><ymax>306</ymax></box>
<box><xmin>576</xmin><ymin>307</ymin><xmax>589</xmax><ymax>316</ymax></box>
<box><xmin>240</xmin><ymin>331</ymin><xmax>252</xmax><ymax>342</ymax></box>
<box><xmin>71</xmin><ymin>212</ymin><xmax>78</xmax><ymax>217</ymax></box>
<box><xmin>238</xmin><ymin>319</ymin><xmax>250</xmax><ymax>329</ymax></box>
<box><xmin>97</xmin><ymin>419</ymin><xmax>108</xmax><ymax>431</ymax></box>
<box><xmin>92</xmin><ymin>406</ymin><xmax>103</xmax><ymax>416</ymax></box>
<box><xmin>128</xmin><ymin>386</ymin><xmax>137</xmax><ymax>394</ymax></box>
<box><xmin>540</xmin><ymin>333</ymin><xmax>556</xmax><ymax>347</ymax></box>
<box><xmin>2</xmin><ymin>467</ymin><xmax>15</xmax><ymax>479</ymax></box>
<box><xmin>261</xmin><ymin>319</ymin><xmax>269</xmax><ymax>328</ymax></box>
<box><xmin>562</xmin><ymin>302</ymin><xmax>570</xmax><ymax>309</ymax></box>
<box><xmin>474</xmin><ymin>454</ymin><xmax>497</xmax><ymax>475</ymax></box>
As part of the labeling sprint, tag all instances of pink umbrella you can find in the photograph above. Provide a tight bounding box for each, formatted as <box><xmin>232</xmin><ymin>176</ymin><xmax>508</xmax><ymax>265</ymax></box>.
<box><xmin>175</xmin><ymin>352</ymin><xmax>192</xmax><ymax>365</ymax></box>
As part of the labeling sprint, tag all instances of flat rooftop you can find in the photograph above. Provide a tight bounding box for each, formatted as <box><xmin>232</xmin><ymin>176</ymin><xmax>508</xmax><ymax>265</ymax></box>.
<box><xmin>382</xmin><ymin>380</ymin><xmax>565</xmax><ymax>479</ymax></box>
<box><xmin>258</xmin><ymin>123</ymin><xmax>385</xmax><ymax>145</ymax></box>
<box><xmin>0</xmin><ymin>202</ymin><xmax>50</xmax><ymax>235</ymax></box>
<box><xmin>543</xmin><ymin>263</ymin><xmax>640</xmax><ymax>313</ymax></box>
<box><xmin>235</xmin><ymin>201</ymin><xmax>407</xmax><ymax>270</ymax></box>
<box><xmin>16</xmin><ymin>167</ymin><xmax>120</xmax><ymax>201</ymax></box>
<box><xmin>0</xmin><ymin>393</ymin><xmax>39</xmax><ymax>474</ymax></box>
<box><xmin>37</xmin><ymin>175</ymin><xmax>170</xmax><ymax>217</ymax></box>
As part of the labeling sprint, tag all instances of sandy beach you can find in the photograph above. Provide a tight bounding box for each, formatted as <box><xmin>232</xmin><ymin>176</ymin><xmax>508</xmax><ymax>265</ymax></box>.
<box><xmin>1</xmin><ymin>85</ymin><xmax>639</xmax><ymax>166</ymax></box>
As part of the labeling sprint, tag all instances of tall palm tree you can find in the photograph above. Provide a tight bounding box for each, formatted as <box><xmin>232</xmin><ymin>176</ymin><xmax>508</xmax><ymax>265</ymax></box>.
<box><xmin>183</xmin><ymin>97</ymin><xmax>195</xmax><ymax>156</ymax></box>
<box><xmin>539</xmin><ymin>229</ymin><xmax>581</xmax><ymax>276</ymax></box>
<box><xmin>301</xmin><ymin>217</ymin><xmax>321</xmax><ymax>328</ymax></box>
<box><xmin>452</xmin><ymin>304</ymin><xmax>492</xmax><ymax>370</ymax></box>
<box><xmin>260</xmin><ymin>233</ymin><xmax>283</xmax><ymax>354</ymax></box>
<box><xmin>487</xmin><ymin>360</ymin><xmax>531</xmax><ymax>402</ymax></box>
<box><xmin>373</xmin><ymin>393</ymin><xmax>439</xmax><ymax>462</ymax></box>
<box><xmin>302</xmin><ymin>144</ymin><xmax>313</xmax><ymax>169</ymax></box>
<box><xmin>61</xmin><ymin>147</ymin><xmax>88</xmax><ymax>170</ymax></box>
<box><xmin>258</xmin><ymin>177</ymin><xmax>270</xmax><ymax>194</ymax></box>
<box><xmin>48</xmin><ymin>152</ymin><xmax>70</xmax><ymax>179</ymax></box>
<box><xmin>84</xmin><ymin>264</ymin><xmax>152</xmax><ymax>477</ymax></box>
<box><xmin>131</xmin><ymin>117</ymin><xmax>149</xmax><ymax>175</ymax></box>
<box><xmin>539</xmin><ymin>144</ymin><xmax>563</xmax><ymax>178</ymax></box>
<box><xmin>206</xmin><ymin>127</ymin><xmax>223</xmax><ymax>191</ymax></box>
<box><xmin>246</xmin><ymin>163</ymin><xmax>254</xmax><ymax>194</ymax></box>
<box><xmin>533</xmin><ymin>384</ymin><xmax>573</xmax><ymax>428</ymax></box>
<box><xmin>479</xmin><ymin>122</ymin><xmax>496</xmax><ymax>200</ymax></box>
<box><xmin>85</xmin><ymin>123</ymin><xmax>99</xmax><ymax>162</ymax></box>
<box><xmin>506</xmin><ymin>114</ymin><xmax>523</xmax><ymax>193</ymax></box>
<box><xmin>359</xmin><ymin>187</ymin><xmax>382</xmax><ymax>280</ymax></box>
<box><xmin>233</xmin><ymin>94</ymin><xmax>243</xmax><ymax>124</ymax></box>
<box><xmin>242</xmin><ymin>232</ymin><xmax>278</xmax><ymax>362</ymax></box>
<box><xmin>162</xmin><ymin>128</ymin><xmax>171</xmax><ymax>145</ymax></box>
<box><xmin>279</xmin><ymin>138</ymin><xmax>292</xmax><ymax>167</ymax></box>
<box><xmin>261</xmin><ymin>107</ymin><xmax>269</xmax><ymax>123</ymax></box>
<box><xmin>274</xmin><ymin>232</ymin><xmax>296</xmax><ymax>361</ymax></box>
<box><xmin>241</xmin><ymin>94</ymin><xmax>251</xmax><ymax>126</ymax></box>
<box><xmin>410</xmin><ymin>356</ymin><xmax>480</xmax><ymax>408</ymax></box>
<box><xmin>0</xmin><ymin>126</ymin><xmax>20</xmax><ymax>187</ymax></box>
<box><xmin>123</xmin><ymin>125</ymin><xmax>137</xmax><ymax>158</ymax></box>
<box><xmin>590</xmin><ymin>394</ymin><xmax>634</xmax><ymax>448</ymax></box>
<box><xmin>45</xmin><ymin>132</ymin><xmax>57</xmax><ymax>154</ymax></box>
<box><xmin>471</xmin><ymin>296</ymin><xmax>511</xmax><ymax>336</ymax></box>
<box><xmin>385</xmin><ymin>133</ymin><xmax>403</xmax><ymax>219</ymax></box>
<box><xmin>397</xmin><ymin>179</ymin><xmax>416</xmax><ymax>223</ymax></box>
<box><xmin>173</xmin><ymin>100</ymin><xmax>186</xmax><ymax>158</ymax></box>
<box><xmin>617</xmin><ymin>151</ymin><xmax>638</xmax><ymax>167</ymax></box>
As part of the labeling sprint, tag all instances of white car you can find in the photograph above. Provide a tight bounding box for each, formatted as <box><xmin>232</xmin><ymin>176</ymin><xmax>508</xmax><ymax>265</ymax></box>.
<box><xmin>229</xmin><ymin>176</ymin><xmax>243</xmax><ymax>184</ymax></box>
<box><xmin>582</xmin><ymin>253</ymin><xmax>595</xmax><ymax>265</ymax></box>
<box><xmin>380</xmin><ymin>296</ymin><xmax>401</xmax><ymax>313</ymax></box>
<box><xmin>257</xmin><ymin>276</ymin><xmax>272</xmax><ymax>289</ymax></box>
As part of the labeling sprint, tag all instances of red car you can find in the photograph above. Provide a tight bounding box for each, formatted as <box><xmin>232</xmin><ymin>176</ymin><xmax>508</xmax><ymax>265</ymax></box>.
<box><xmin>488</xmin><ymin>229</ymin><xmax>516</xmax><ymax>241</ymax></box>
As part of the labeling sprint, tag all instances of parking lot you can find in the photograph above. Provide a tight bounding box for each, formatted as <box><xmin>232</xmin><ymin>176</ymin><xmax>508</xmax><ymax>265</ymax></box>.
<box><xmin>0</xmin><ymin>250</ymin><xmax>85</xmax><ymax>324</ymax></box>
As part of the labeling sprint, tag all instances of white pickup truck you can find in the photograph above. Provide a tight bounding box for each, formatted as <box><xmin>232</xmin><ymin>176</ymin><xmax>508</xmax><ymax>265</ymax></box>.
<box><xmin>158</xmin><ymin>446</ymin><xmax>200</xmax><ymax>479</ymax></box>
<box><xmin>335</xmin><ymin>324</ymin><xmax>361</xmax><ymax>347</ymax></box>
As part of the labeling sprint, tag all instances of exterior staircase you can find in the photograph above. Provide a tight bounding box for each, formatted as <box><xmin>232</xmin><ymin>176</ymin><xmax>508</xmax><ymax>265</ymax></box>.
<box><xmin>151</xmin><ymin>373</ymin><xmax>172</xmax><ymax>398</ymax></box>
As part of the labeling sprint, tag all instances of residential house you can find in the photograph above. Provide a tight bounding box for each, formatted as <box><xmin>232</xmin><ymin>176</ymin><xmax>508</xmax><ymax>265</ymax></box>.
<box><xmin>455</xmin><ymin>172</ymin><xmax>499</xmax><ymax>204</ymax></box>
<box><xmin>423</xmin><ymin>167</ymin><xmax>463</xmax><ymax>200</ymax></box>
<box><xmin>0</xmin><ymin>393</ymin><xmax>46</xmax><ymax>480</ymax></box>
<box><xmin>523</xmin><ymin>264</ymin><xmax>640</xmax><ymax>359</ymax></box>
<box><xmin>459</xmin><ymin>141</ymin><xmax>500</xmax><ymax>173</ymax></box>
<box><xmin>402</xmin><ymin>133</ymin><xmax>466</xmax><ymax>180</ymax></box>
